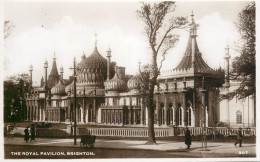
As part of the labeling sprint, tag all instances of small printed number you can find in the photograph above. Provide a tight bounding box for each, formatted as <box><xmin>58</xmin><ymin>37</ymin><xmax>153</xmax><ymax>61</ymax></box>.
<box><xmin>239</xmin><ymin>151</ymin><xmax>248</xmax><ymax>155</ymax></box>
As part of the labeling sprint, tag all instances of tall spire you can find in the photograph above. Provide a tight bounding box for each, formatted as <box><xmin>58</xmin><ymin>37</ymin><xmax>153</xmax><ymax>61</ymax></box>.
<box><xmin>50</xmin><ymin>52</ymin><xmax>59</xmax><ymax>76</ymax></box>
<box><xmin>174</xmin><ymin>11</ymin><xmax>213</xmax><ymax>73</ymax></box>
<box><xmin>190</xmin><ymin>11</ymin><xmax>198</xmax><ymax>38</ymax></box>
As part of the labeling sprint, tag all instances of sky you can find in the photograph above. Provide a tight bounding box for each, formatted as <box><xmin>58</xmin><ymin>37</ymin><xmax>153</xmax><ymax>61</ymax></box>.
<box><xmin>3</xmin><ymin>1</ymin><xmax>249</xmax><ymax>86</ymax></box>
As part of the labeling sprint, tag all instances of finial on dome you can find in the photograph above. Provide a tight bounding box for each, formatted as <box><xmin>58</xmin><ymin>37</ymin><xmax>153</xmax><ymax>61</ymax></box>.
<box><xmin>95</xmin><ymin>32</ymin><xmax>97</xmax><ymax>48</ymax></box>
<box><xmin>190</xmin><ymin>11</ymin><xmax>198</xmax><ymax>37</ymax></box>
<box><xmin>53</xmin><ymin>51</ymin><xmax>56</xmax><ymax>61</ymax></box>
<box><xmin>82</xmin><ymin>51</ymin><xmax>86</xmax><ymax>59</ymax></box>
<box><xmin>106</xmin><ymin>47</ymin><xmax>111</xmax><ymax>57</ymax></box>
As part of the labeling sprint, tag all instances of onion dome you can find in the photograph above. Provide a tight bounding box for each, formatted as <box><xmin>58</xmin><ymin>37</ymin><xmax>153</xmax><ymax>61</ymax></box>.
<box><xmin>127</xmin><ymin>74</ymin><xmax>141</xmax><ymax>90</ymax></box>
<box><xmin>76</xmin><ymin>37</ymin><xmax>107</xmax><ymax>88</ymax></box>
<box><xmin>78</xmin><ymin>48</ymin><xmax>107</xmax><ymax>69</ymax></box>
<box><xmin>51</xmin><ymin>80</ymin><xmax>66</xmax><ymax>96</ymax></box>
<box><xmin>105</xmin><ymin>68</ymin><xmax>127</xmax><ymax>92</ymax></box>
<box><xmin>65</xmin><ymin>81</ymin><xmax>74</xmax><ymax>94</ymax></box>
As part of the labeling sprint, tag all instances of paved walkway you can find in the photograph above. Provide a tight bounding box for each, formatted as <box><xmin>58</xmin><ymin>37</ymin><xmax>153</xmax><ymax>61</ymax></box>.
<box><xmin>4</xmin><ymin>137</ymin><xmax>256</xmax><ymax>156</ymax></box>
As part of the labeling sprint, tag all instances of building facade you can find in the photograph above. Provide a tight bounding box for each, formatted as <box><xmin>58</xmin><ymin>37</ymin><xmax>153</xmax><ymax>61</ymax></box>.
<box><xmin>25</xmin><ymin>14</ymin><xmax>255</xmax><ymax>128</ymax></box>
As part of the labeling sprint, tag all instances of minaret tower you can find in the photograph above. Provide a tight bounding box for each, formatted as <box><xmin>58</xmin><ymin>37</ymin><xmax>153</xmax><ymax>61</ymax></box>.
<box><xmin>44</xmin><ymin>60</ymin><xmax>48</xmax><ymax>89</ymax></box>
<box><xmin>29</xmin><ymin>65</ymin><xmax>33</xmax><ymax>87</ymax></box>
<box><xmin>106</xmin><ymin>47</ymin><xmax>112</xmax><ymax>80</ymax></box>
<box><xmin>224</xmin><ymin>45</ymin><xmax>231</xmax><ymax>88</ymax></box>
<box><xmin>190</xmin><ymin>11</ymin><xmax>198</xmax><ymax>68</ymax></box>
<box><xmin>60</xmin><ymin>66</ymin><xmax>64</xmax><ymax>80</ymax></box>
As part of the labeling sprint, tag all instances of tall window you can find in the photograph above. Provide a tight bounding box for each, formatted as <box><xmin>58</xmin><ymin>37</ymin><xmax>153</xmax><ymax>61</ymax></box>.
<box><xmin>160</xmin><ymin>103</ymin><xmax>164</xmax><ymax>124</ymax></box>
<box><xmin>236</xmin><ymin>110</ymin><xmax>242</xmax><ymax>124</ymax></box>
<box><xmin>169</xmin><ymin>103</ymin><xmax>173</xmax><ymax>125</ymax></box>
<box><xmin>187</xmin><ymin>107</ymin><xmax>192</xmax><ymax>126</ymax></box>
<box><xmin>113</xmin><ymin>98</ymin><xmax>117</xmax><ymax>106</ymax></box>
<box><xmin>123</xmin><ymin>98</ymin><xmax>126</xmax><ymax>105</ymax></box>
<box><xmin>176</xmin><ymin>104</ymin><xmax>182</xmax><ymax>126</ymax></box>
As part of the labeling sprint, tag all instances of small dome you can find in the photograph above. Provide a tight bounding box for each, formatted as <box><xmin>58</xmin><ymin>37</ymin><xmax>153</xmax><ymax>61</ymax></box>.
<box><xmin>105</xmin><ymin>72</ymin><xmax>127</xmax><ymax>92</ymax></box>
<box><xmin>51</xmin><ymin>80</ymin><xmax>66</xmax><ymax>96</ymax></box>
<box><xmin>65</xmin><ymin>81</ymin><xmax>74</xmax><ymax>94</ymax></box>
<box><xmin>127</xmin><ymin>74</ymin><xmax>141</xmax><ymax>90</ymax></box>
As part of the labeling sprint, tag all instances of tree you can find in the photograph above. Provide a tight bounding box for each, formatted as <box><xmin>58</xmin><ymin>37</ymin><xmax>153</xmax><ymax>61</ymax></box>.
<box><xmin>136</xmin><ymin>1</ymin><xmax>188</xmax><ymax>144</ymax></box>
<box><xmin>230</xmin><ymin>2</ymin><xmax>255</xmax><ymax>125</ymax></box>
<box><xmin>231</xmin><ymin>2</ymin><xmax>255</xmax><ymax>99</ymax></box>
<box><xmin>4</xmin><ymin>73</ymin><xmax>31</xmax><ymax>122</ymax></box>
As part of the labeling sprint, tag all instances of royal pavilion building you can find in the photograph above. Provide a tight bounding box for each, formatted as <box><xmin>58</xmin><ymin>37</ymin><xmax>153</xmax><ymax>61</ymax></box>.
<box><xmin>25</xmin><ymin>14</ymin><xmax>255</xmax><ymax>130</ymax></box>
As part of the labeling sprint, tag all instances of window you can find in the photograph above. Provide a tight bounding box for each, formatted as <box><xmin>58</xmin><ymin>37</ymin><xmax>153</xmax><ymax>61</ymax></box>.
<box><xmin>236</xmin><ymin>110</ymin><xmax>242</xmax><ymax>124</ymax></box>
<box><xmin>113</xmin><ymin>98</ymin><xmax>117</xmax><ymax>106</ymax></box>
<box><xmin>187</xmin><ymin>107</ymin><xmax>192</xmax><ymax>126</ymax></box>
<box><xmin>176</xmin><ymin>104</ymin><xmax>182</xmax><ymax>126</ymax></box>
<box><xmin>160</xmin><ymin>103</ymin><xmax>164</xmax><ymax>124</ymax></box>
<box><xmin>123</xmin><ymin>98</ymin><xmax>126</xmax><ymax>105</ymax></box>
<box><xmin>169</xmin><ymin>103</ymin><xmax>173</xmax><ymax>125</ymax></box>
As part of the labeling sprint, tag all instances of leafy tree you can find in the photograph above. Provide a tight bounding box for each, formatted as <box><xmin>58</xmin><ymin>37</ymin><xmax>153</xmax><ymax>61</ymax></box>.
<box><xmin>4</xmin><ymin>73</ymin><xmax>31</xmax><ymax>122</ymax></box>
<box><xmin>231</xmin><ymin>2</ymin><xmax>255</xmax><ymax>99</ymax></box>
<box><xmin>136</xmin><ymin>1</ymin><xmax>188</xmax><ymax>144</ymax></box>
<box><xmin>230</xmin><ymin>2</ymin><xmax>255</xmax><ymax>125</ymax></box>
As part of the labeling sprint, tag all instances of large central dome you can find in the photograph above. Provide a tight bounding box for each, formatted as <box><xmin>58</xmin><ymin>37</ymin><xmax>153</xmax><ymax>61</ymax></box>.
<box><xmin>78</xmin><ymin>47</ymin><xmax>107</xmax><ymax>69</ymax></box>
<box><xmin>76</xmin><ymin>45</ymin><xmax>107</xmax><ymax>88</ymax></box>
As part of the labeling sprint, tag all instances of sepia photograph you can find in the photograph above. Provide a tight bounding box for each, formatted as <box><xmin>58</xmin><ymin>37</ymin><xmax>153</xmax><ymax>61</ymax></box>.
<box><xmin>1</xmin><ymin>0</ymin><xmax>257</xmax><ymax>160</ymax></box>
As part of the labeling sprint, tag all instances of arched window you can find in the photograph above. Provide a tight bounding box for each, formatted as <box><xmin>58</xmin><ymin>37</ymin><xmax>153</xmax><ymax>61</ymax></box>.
<box><xmin>169</xmin><ymin>103</ymin><xmax>173</xmax><ymax>125</ymax></box>
<box><xmin>176</xmin><ymin>104</ymin><xmax>182</xmax><ymax>126</ymax></box>
<box><xmin>187</xmin><ymin>107</ymin><xmax>192</xmax><ymax>126</ymax></box>
<box><xmin>236</xmin><ymin>110</ymin><xmax>242</xmax><ymax>124</ymax></box>
<box><xmin>160</xmin><ymin>103</ymin><xmax>164</xmax><ymax>124</ymax></box>
<box><xmin>107</xmin><ymin>110</ymin><xmax>111</xmax><ymax>123</ymax></box>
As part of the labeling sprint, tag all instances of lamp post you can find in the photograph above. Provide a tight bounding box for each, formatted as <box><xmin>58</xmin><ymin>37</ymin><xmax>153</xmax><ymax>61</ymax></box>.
<box><xmin>70</xmin><ymin>57</ymin><xmax>78</xmax><ymax>145</ymax></box>
<box><xmin>73</xmin><ymin>57</ymin><xmax>77</xmax><ymax>145</ymax></box>
<box><xmin>200</xmin><ymin>76</ymin><xmax>209</xmax><ymax>151</ymax></box>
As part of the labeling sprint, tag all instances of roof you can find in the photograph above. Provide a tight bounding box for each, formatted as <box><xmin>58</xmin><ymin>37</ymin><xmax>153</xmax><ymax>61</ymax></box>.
<box><xmin>49</xmin><ymin>58</ymin><xmax>59</xmax><ymax>76</ymax></box>
<box><xmin>78</xmin><ymin>46</ymin><xmax>107</xmax><ymax>69</ymax></box>
<box><xmin>175</xmin><ymin>36</ymin><xmax>213</xmax><ymax>72</ymax></box>
<box><xmin>47</xmin><ymin>58</ymin><xmax>60</xmax><ymax>88</ymax></box>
